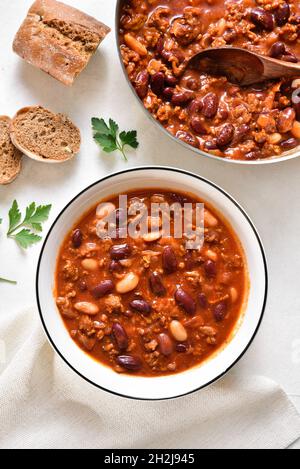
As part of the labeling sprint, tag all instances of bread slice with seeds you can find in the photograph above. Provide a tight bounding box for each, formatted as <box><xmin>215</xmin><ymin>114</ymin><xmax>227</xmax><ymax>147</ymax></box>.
<box><xmin>0</xmin><ymin>116</ymin><xmax>22</xmax><ymax>185</ymax></box>
<box><xmin>10</xmin><ymin>106</ymin><xmax>81</xmax><ymax>163</ymax></box>
<box><xmin>13</xmin><ymin>0</ymin><xmax>111</xmax><ymax>86</ymax></box>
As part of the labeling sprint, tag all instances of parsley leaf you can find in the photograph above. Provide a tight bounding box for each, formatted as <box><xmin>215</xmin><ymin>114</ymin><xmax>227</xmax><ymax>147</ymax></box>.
<box><xmin>24</xmin><ymin>204</ymin><xmax>52</xmax><ymax>225</ymax></box>
<box><xmin>7</xmin><ymin>201</ymin><xmax>52</xmax><ymax>249</ymax></box>
<box><xmin>109</xmin><ymin>119</ymin><xmax>119</xmax><ymax>139</ymax></box>
<box><xmin>91</xmin><ymin>118</ymin><xmax>110</xmax><ymax>135</ymax></box>
<box><xmin>8</xmin><ymin>200</ymin><xmax>22</xmax><ymax>234</ymax></box>
<box><xmin>94</xmin><ymin>134</ymin><xmax>118</xmax><ymax>153</ymax></box>
<box><xmin>14</xmin><ymin>229</ymin><xmax>42</xmax><ymax>249</ymax></box>
<box><xmin>92</xmin><ymin>117</ymin><xmax>139</xmax><ymax>161</ymax></box>
<box><xmin>120</xmin><ymin>130</ymin><xmax>139</xmax><ymax>149</ymax></box>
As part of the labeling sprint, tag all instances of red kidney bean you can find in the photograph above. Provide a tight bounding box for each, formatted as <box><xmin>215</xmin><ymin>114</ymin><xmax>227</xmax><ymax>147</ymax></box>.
<box><xmin>277</xmin><ymin>107</ymin><xmax>296</xmax><ymax>133</ymax></box>
<box><xmin>232</xmin><ymin>124</ymin><xmax>250</xmax><ymax>145</ymax></box>
<box><xmin>204</xmin><ymin>139</ymin><xmax>218</xmax><ymax>151</ymax></box>
<box><xmin>204</xmin><ymin>259</ymin><xmax>217</xmax><ymax>277</ymax></box>
<box><xmin>176</xmin><ymin>343</ymin><xmax>188</xmax><ymax>353</ymax></box>
<box><xmin>213</xmin><ymin>300</ymin><xmax>228</xmax><ymax>322</ymax></box>
<box><xmin>91</xmin><ymin>280</ymin><xmax>114</xmax><ymax>299</ymax></box>
<box><xmin>72</xmin><ymin>229</ymin><xmax>83</xmax><ymax>248</ymax></box>
<box><xmin>189</xmin><ymin>98</ymin><xmax>203</xmax><ymax>114</ymax></box>
<box><xmin>150</xmin><ymin>72</ymin><xmax>165</xmax><ymax>95</ymax></box>
<box><xmin>201</xmin><ymin>93</ymin><xmax>219</xmax><ymax>118</ymax></box>
<box><xmin>274</xmin><ymin>3</ymin><xmax>290</xmax><ymax>26</ymax></box>
<box><xmin>130</xmin><ymin>299</ymin><xmax>151</xmax><ymax>314</ymax></box>
<box><xmin>281</xmin><ymin>53</ymin><xmax>298</xmax><ymax>63</ymax></box>
<box><xmin>110</xmin><ymin>244</ymin><xmax>131</xmax><ymax>260</ymax></box>
<box><xmin>172</xmin><ymin>91</ymin><xmax>193</xmax><ymax>107</ymax></box>
<box><xmin>165</xmin><ymin>75</ymin><xmax>178</xmax><ymax>87</ymax></box>
<box><xmin>198</xmin><ymin>292</ymin><xmax>208</xmax><ymax>309</ymax></box>
<box><xmin>186</xmin><ymin>77</ymin><xmax>200</xmax><ymax>90</ymax></box>
<box><xmin>135</xmin><ymin>70</ymin><xmax>149</xmax><ymax>99</ymax></box>
<box><xmin>149</xmin><ymin>272</ymin><xmax>166</xmax><ymax>296</ymax></box>
<box><xmin>280</xmin><ymin>138</ymin><xmax>299</xmax><ymax>151</ymax></box>
<box><xmin>269</xmin><ymin>41</ymin><xmax>286</xmax><ymax>58</ymax></box>
<box><xmin>109</xmin><ymin>260</ymin><xmax>123</xmax><ymax>273</ymax></box>
<box><xmin>158</xmin><ymin>333</ymin><xmax>173</xmax><ymax>356</ymax></box>
<box><xmin>117</xmin><ymin>355</ymin><xmax>142</xmax><ymax>371</ymax></box>
<box><xmin>112</xmin><ymin>323</ymin><xmax>128</xmax><ymax>351</ymax></box>
<box><xmin>176</xmin><ymin>131</ymin><xmax>199</xmax><ymax>148</ymax></box>
<box><xmin>216</xmin><ymin>124</ymin><xmax>235</xmax><ymax>148</ymax></box>
<box><xmin>175</xmin><ymin>288</ymin><xmax>196</xmax><ymax>315</ymax></box>
<box><xmin>162</xmin><ymin>246</ymin><xmax>178</xmax><ymax>273</ymax></box>
<box><xmin>218</xmin><ymin>107</ymin><xmax>229</xmax><ymax>121</ymax></box>
<box><xmin>156</xmin><ymin>36</ymin><xmax>164</xmax><ymax>55</ymax></box>
<box><xmin>163</xmin><ymin>87</ymin><xmax>175</xmax><ymax>101</ymax></box>
<box><xmin>161</xmin><ymin>49</ymin><xmax>172</xmax><ymax>62</ymax></box>
<box><xmin>190</xmin><ymin>116</ymin><xmax>207</xmax><ymax>135</ymax></box>
<box><xmin>250</xmin><ymin>8</ymin><xmax>275</xmax><ymax>30</ymax></box>
<box><xmin>184</xmin><ymin>251</ymin><xmax>195</xmax><ymax>270</ymax></box>
<box><xmin>78</xmin><ymin>279</ymin><xmax>87</xmax><ymax>291</ymax></box>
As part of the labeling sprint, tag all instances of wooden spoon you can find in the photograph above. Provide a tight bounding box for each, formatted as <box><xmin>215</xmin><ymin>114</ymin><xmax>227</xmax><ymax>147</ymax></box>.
<box><xmin>187</xmin><ymin>47</ymin><xmax>300</xmax><ymax>86</ymax></box>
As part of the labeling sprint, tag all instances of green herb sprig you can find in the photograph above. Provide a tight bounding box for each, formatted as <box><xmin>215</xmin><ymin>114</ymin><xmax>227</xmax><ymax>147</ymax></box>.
<box><xmin>6</xmin><ymin>200</ymin><xmax>52</xmax><ymax>249</ymax></box>
<box><xmin>92</xmin><ymin>118</ymin><xmax>139</xmax><ymax>161</ymax></box>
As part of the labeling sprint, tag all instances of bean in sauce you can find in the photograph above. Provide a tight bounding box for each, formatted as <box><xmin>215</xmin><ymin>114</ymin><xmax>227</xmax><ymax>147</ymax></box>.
<box><xmin>55</xmin><ymin>189</ymin><xmax>247</xmax><ymax>376</ymax></box>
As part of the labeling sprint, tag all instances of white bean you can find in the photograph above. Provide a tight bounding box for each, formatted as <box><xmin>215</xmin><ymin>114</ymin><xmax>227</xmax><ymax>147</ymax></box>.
<box><xmin>119</xmin><ymin>258</ymin><xmax>133</xmax><ymax>267</ymax></box>
<box><xmin>204</xmin><ymin>209</ymin><xmax>218</xmax><ymax>228</ymax></box>
<box><xmin>81</xmin><ymin>258</ymin><xmax>98</xmax><ymax>271</ymax></box>
<box><xmin>230</xmin><ymin>286</ymin><xmax>238</xmax><ymax>303</ymax></box>
<box><xmin>268</xmin><ymin>133</ymin><xmax>282</xmax><ymax>145</ymax></box>
<box><xmin>292</xmin><ymin>78</ymin><xmax>300</xmax><ymax>89</ymax></box>
<box><xmin>96</xmin><ymin>202</ymin><xmax>116</xmax><ymax>220</ymax></box>
<box><xmin>291</xmin><ymin>121</ymin><xmax>300</xmax><ymax>139</ymax></box>
<box><xmin>116</xmin><ymin>272</ymin><xmax>139</xmax><ymax>294</ymax></box>
<box><xmin>124</xmin><ymin>33</ymin><xmax>148</xmax><ymax>56</ymax></box>
<box><xmin>205</xmin><ymin>249</ymin><xmax>218</xmax><ymax>262</ymax></box>
<box><xmin>170</xmin><ymin>320</ymin><xmax>188</xmax><ymax>342</ymax></box>
<box><xmin>74</xmin><ymin>302</ymin><xmax>99</xmax><ymax>315</ymax></box>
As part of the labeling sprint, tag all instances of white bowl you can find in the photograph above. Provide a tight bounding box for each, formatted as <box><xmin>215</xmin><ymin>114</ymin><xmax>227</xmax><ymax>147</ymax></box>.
<box><xmin>36</xmin><ymin>167</ymin><xmax>268</xmax><ymax>400</ymax></box>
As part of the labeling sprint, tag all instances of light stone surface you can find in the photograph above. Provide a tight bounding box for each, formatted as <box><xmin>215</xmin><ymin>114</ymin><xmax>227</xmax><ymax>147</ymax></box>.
<box><xmin>0</xmin><ymin>0</ymin><xmax>299</xmax><ymax>448</ymax></box>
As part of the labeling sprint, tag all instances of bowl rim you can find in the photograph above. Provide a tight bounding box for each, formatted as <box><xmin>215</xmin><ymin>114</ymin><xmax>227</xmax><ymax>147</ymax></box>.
<box><xmin>115</xmin><ymin>0</ymin><xmax>300</xmax><ymax>166</ymax></box>
<box><xmin>36</xmin><ymin>165</ymin><xmax>268</xmax><ymax>400</ymax></box>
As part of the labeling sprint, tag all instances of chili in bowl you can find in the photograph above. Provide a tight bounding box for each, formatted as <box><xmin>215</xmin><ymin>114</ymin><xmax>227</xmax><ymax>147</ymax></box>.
<box><xmin>116</xmin><ymin>0</ymin><xmax>300</xmax><ymax>164</ymax></box>
<box><xmin>36</xmin><ymin>167</ymin><xmax>267</xmax><ymax>399</ymax></box>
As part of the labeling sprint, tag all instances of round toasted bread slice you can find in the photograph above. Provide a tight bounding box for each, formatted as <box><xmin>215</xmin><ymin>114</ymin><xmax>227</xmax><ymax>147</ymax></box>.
<box><xmin>10</xmin><ymin>106</ymin><xmax>81</xmax><ymax>163</ymax></box>
<box><xmin>0</xmin><ymin>116</ymin><xmax>22</xmax><ymax>185</ymax></box>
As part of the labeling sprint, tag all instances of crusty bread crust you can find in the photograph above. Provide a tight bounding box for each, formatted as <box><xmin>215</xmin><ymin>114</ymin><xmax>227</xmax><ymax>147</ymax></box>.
<box><xmin>13</xmin><ymin>0</ymin><xmax>111</xmax><ymax>86</ymax></box>
<box><xmin>10</xmin><ymin>106</ymin><xmax>81</xmax><ymax>164</ymax></box>
<box><xmin>0</xmin><ymin>116</ymin><xmax>22</xmax><ymax>185</ymax></box>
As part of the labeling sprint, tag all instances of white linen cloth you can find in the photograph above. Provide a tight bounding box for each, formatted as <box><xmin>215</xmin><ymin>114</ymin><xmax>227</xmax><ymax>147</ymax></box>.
<box><xmin>0</xmin><ymin>307</ymin><xmax>300</xmax><ymax>449</ymax></box>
